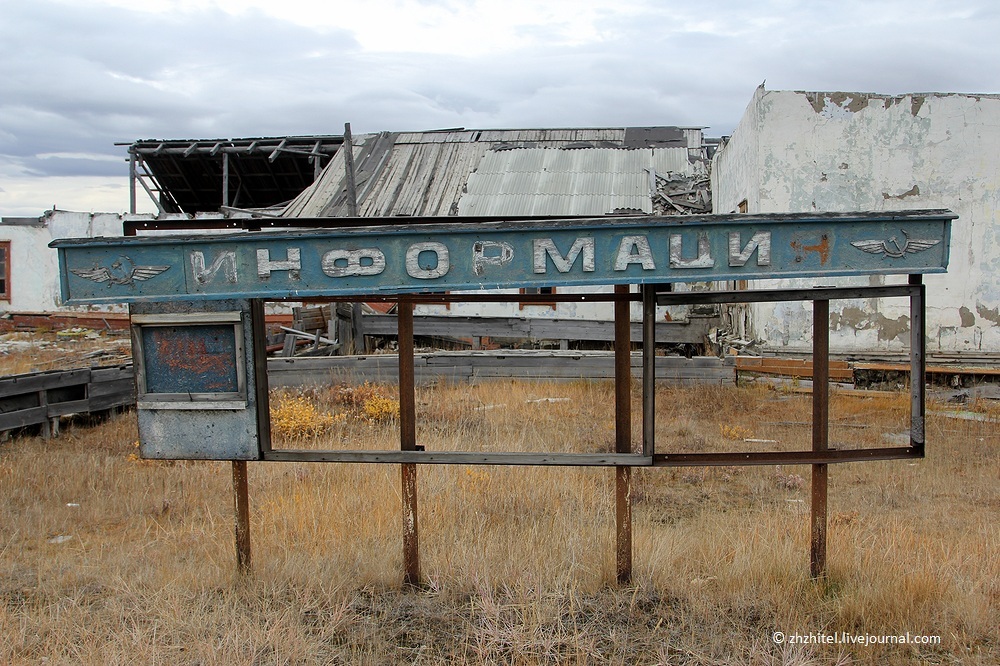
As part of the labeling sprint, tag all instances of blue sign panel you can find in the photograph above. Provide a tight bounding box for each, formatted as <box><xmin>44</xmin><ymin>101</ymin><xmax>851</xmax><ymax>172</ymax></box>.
<box><xmin>52</xmin><ymin>211</ymin><xmax>954</xmax><ymax>305</ymax></box>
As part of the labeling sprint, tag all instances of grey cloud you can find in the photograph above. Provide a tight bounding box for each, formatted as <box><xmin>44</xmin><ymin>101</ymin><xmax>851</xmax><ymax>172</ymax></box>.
<box><xmin>3</xmin><ymin>0</ymin><xmax>1000</xmax><ymax>192</ymax></box>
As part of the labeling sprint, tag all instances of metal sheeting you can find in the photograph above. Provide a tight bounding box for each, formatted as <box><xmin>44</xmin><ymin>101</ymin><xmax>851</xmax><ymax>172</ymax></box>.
<box><xmin>282</xmin><ymin>127</ymin><xmax>706</xmax><ymax>218</ymax></box>
<box><xmin>458</xmin><ymin>148</ymin><xmax>693</xmax><ymax>216</ymax></box>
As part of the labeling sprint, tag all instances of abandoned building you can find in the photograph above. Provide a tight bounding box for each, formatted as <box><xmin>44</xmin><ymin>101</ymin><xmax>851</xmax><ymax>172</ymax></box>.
<box><xmin>2</xmin><ymin>127</ymin><xmax>718</xmax><ymax>349</ymax></box>
<box><xmin>3</xmin><ymin>87</ymin><xmax>1000</xmax><ymax>361</ymax></box>
<box><xmin>713</xmin><ymin>86</ymin><xmax>1000</xmax><ymax>358</ymax></box>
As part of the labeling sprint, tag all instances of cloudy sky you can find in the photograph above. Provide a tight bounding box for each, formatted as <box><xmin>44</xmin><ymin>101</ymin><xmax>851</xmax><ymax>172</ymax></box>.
<box><xmin>1</xmin><ymin>0</ymin><xmax>997</xmax><ymax>215</ymax></box>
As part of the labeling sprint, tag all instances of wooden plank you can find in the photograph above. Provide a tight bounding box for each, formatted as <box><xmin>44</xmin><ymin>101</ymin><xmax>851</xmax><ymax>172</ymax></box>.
<box><xmin>0</xmin><ymin>369</ymin><xmax>91</xmax><ymax>396</ymax></box>
<box><xmin>736</xmin><ymin>356</ymin><xmax>853</xmax><ymax>381</ymax></box>
<box><xmin>91</xmin><ymin>366</ymin><xmax>134</xmax><ymax>382</ymax></box>
<box><xmin>266</xmin><ymin>352</ymin><xmax>735</xmax><ymax>385</ymax></box>
<box><xmin>0</xmin><ymin>406</ymin><xmax>48</xmax><ymax>430</ymax></box>
<box><xmin>88</xmin><ymin>378</ymin><xmax>136</xmax><ymax>398</ymax></box>
<box><xmin>854</xmin><ymin>361</ymin><xmax>1000</xmax><ymax>376</ymax></box>
<box><xmin>361</xmin><ymin>313</ymin><xmax>712</xmax><ymax>344</ymax></box>
<box><xmin>87</xmin><ymin>391</ymin><xmax>137</xmax><ymax>412</ymax></box>
<box><xmin>46</xmin><ymin>399</ymin><xmax>92</xmax><ymax>418</ymax></box>
<box><xmin>0</xmin><ymin>392</ymin><xmax>40</xmax><ymax>413</ymax></box>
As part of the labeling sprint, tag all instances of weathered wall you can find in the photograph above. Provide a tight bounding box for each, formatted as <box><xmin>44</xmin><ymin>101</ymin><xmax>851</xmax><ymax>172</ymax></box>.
<box><xmin>713</xmin><ymin>88</ymin><xmax>1000</xmax><ymax>354</ymax></box>
<box><xmin>0</xmin><ymin>212</ymin><xmax>126</xmax><ymax>314</ymax></box>
<box><xmin>711</xmin><ymin>88</ymin><xmax>762</xmax><ymax>214</ymax></box>
<box><xmin>0</xmin><ymin>211</ymin><xmax>249</xmax><ymax>315</ymax></box>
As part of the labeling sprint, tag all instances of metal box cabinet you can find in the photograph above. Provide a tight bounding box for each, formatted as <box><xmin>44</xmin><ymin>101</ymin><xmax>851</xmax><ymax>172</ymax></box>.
<box><xmin>130</xmin><ymin>299</ymin><xmax>269</xmax><ymax>460</ymax></box>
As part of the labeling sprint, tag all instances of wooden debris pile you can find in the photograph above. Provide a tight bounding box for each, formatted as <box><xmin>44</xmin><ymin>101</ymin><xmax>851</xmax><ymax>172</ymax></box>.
<box><xmin>652</xmin><ymin>171</ymin><xmax>711</xmax><ymax>215</ymax></box>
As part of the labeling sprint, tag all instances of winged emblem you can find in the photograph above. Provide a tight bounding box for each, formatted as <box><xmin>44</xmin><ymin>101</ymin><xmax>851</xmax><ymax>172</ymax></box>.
<box><xmin>71</xmin><ymin>256</ymin><xmax>171</xmax><ymax>287</ymax></box>
<box><xmin>851</xmin><ymin>229</ymin><xmax>940</xmax><ymax>259</ymax></box>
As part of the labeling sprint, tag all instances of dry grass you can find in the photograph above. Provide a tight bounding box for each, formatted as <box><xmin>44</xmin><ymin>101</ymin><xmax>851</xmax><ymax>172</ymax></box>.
<box><xmin>0</xmin><ymin>376</ymin><xmax>997</xmax><ymax>664</ymax></box>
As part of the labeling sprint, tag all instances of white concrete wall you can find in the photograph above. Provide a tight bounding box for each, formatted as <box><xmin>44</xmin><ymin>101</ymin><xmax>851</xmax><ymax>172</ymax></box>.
<box><xmin>0</xmin><ymin>212</ymin><xmax>127</xmax><ymax>314</ymax></box>
<box><xmin>0</xmin><ymin>211</ymin><xmax>248</xmax><ymax>315</ymax></box>
<box><xmin>712</xmin><ymin>88</ymin><xmax>1000</xmax><ymax>354</ymax></box>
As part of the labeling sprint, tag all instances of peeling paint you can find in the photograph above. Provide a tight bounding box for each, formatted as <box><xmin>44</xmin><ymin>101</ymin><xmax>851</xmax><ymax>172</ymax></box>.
<box><xmin>805</xmin><ymin>92</ymin><xmax>926</xmax><ymax>118</ymax></box>
<box><xmin>830</xmin><ymin>306</ymin><xmax>910</xmax><ymax>342</ymax></box>
<box><xmin>882</xmin><ymin>185</ymin><xmax>920</xmax><ymax>200</ymax></box>
<box><xmin>976</xmin><ymin>303</ymin><xmax>1000</xmax><ymax>326</ymax></box>
<box><xmin>712</xmin><ymin>89</ymin><xmax>1000</xmax><ymax>354</ymax></box>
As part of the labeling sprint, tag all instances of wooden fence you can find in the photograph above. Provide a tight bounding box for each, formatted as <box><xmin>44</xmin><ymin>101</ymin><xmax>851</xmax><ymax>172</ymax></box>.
<box><xmin>0</xmin><ymin>365</ymin><xmax>135</xmax><ymax>438</ymax></box>
<box><xmin>268</xmin><ymin>350</ymin><xmax>735</xmax><ymax>387</ymax></box>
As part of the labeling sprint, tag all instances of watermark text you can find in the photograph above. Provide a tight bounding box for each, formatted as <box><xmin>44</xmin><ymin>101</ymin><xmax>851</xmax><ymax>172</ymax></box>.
<box><xmin>772</xmin><ymin>631</ymin><xmax>940</xmax><ymax>647</ymax></box>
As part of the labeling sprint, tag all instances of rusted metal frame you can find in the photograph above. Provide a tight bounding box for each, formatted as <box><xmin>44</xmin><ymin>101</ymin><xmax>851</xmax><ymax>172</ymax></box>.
<box><xmin>134</xmin><ymin>167</ymin><xmax>168</xmax><ymax>215</ymax></box>
<box><xmin>341</xmin><ymin>122</ymin><xmax>363</xmax><ymax>349</ymax></box>
<box><xmin>129</xmin><ymin>151</ymin><xmax>138</xmax><ymax>215</ymax></box>
<box><xmin>910</xmin><ymin>274</ymin><xmax>926</xmax><ymax>453</ymax></box>
<box><xmin>120</xmin><ymin>213</ymin><xmax>611</xmax><ymax>236</ymax></box>
<box><xmin>652</xmin><ymin>446</ymin><xmax>920</xmax><ymax>467</ymax></box>
<box><xmin>613</xmin><ymin>284</ymin><xmax>632</xmax><ymax>584</ymax></box>
<box><xmin>127</xmin><ymin>139</ymin><xmax>344</xmax><ymax>157</ymax></box>
<box><xmin>222</xmin><ymin>152</ymin><xmax>230</xmax><ymax>209</ymax></box>
<box><xmin>251</xmin><ymin>300</ymin><xmax>273</xmax><ymax>456</ymax></box>
<box><xmin>232</xmin><ymin>460</ymin><xmax>251</xmax><ymax>575</ymax></box>
<box><xmin>265</xmin><ymin>450</ymin><xmax>652</xmax><ymax>465</ymax></box>
<box><xmin>642</xmin><ymin>284</ymin><xmax>656</xmax><ymax>458</ymax></box>
<box><xmin>656</xmin><ymin>284</ymin><xmax>919</xmax><ymax>306</ymax></box>
<box><xmin>397</xmin><ymin>296</ymin><xmax>421</xmax><ymax>586</ymax></box>
<box><xmin>299</xmin><ymin>293</ymin><xmax>641</xmax><ymax>305</ymax></box>
<box><xmin>811</xmin><ymin>298</ymin><xmax>830</xmax><ymax>580</ymax></box>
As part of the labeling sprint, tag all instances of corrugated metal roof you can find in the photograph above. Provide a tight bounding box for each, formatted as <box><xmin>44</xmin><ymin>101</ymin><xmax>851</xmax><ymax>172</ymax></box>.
<box><xmin>282</xmin><ymin>127</ymin><xmax>707</xmax><ymax>218</ymax></box>
<box><xmin>459</xmin><ymin>148</ymin><xmax>690</xmax><ymax>216</ymax></box>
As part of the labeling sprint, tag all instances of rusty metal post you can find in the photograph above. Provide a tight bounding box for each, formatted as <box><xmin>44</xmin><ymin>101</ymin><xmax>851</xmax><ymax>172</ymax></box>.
<box><xmin>811</xmin><ymin>298</ymin><xmax>830</xmax><ymax>579</ymax></box>
<box><xmin>614</xmin><ymin>285</ymin><xmax>632</xmax><ymax>584</ymax></box>
<box><xmin>232</xmin><ymin>460</ymin><xmax>251</xmax><ymax>575</ymax></box>
<box><xmin>344</xmin><ymin>123</ymin><xmax>359</xmax><ymax>217</ymax></box>
<box><xmin>129</xmin><ymin>151</ymin><xmax>137</xmax><ymax>215</ymax></box>
<box><xmin>642</xmin><ymin>284</ymin><xmax>656</xmax><ymax>458</ymax></box>
<box><xmin>909</xmin><ymin>274</ymin><xmax>926</xmax><ymax>453</ymax></box>
<box><xmin>222</xmin><ymin>152</ymin><xmax>230</xmax><ymax>209</ymax></box>
<box><xmin>398</xmin><ymin>296</ymin><xmax>421</xmax><ymax>586</ymax></box>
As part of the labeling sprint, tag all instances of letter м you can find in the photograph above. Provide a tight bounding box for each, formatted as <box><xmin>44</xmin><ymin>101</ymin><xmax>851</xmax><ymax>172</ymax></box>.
<box><xmin>533</xmin><ymin>238</ymin><xmax>595</xmax><ymax>273</ymax></box>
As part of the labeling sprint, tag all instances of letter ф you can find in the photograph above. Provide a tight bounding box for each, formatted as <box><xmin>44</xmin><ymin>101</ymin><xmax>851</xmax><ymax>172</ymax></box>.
<box><xmin>321</xmin><ymin>248</ymin><xmax>386</xmax><ymax>277</ymax></box>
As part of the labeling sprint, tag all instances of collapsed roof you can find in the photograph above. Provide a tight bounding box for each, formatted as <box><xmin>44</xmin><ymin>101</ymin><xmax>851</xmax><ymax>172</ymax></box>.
<box><xmin>125</xmin><ymin>127</ymin><xmax>713</xmax><ymax>218</ymax></box>
<box><xmin>283</xmin><ymin>127</ymin><xmax>711</xmax><ymax>218</ymax></box>
<box><xmin>125</xmin><ymin>136</ymin><xmax>343</xmax><ymax>214</ymax></box>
